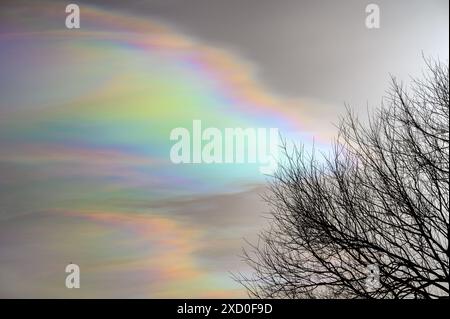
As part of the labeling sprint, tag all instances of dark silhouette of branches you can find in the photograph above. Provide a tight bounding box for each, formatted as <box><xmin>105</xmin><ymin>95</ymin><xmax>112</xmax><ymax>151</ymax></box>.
<box><xmin>236</xmin><ymin>59</ymin><xmax>449</xmax><ymax>299</ymax></box>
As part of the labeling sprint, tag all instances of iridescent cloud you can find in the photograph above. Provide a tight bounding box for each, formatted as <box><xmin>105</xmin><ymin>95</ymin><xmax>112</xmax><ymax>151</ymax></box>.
<box><xmin>0</xmin><ymin>1</ymin><xmax>331</xmax><ymax>297</ymax></box>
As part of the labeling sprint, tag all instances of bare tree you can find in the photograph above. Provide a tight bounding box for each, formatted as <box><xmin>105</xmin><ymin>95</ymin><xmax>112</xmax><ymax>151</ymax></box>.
<box><xmin>236</xmin><ymin>60</ymin><xmax>449</xmax><ymax>299</ymax></box>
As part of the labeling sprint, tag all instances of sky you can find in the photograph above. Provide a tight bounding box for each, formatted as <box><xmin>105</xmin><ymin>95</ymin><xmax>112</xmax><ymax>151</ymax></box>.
<box><xmin>0</xmin><ymin>0</ymin><xmax>448</xmax><ymax>297</ymax></box>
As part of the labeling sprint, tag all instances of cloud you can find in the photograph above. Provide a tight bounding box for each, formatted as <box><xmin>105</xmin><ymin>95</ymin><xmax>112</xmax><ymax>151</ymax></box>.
<box><xmin>0</xmin><ymin>209</ymin><xmax>221</xmax><ymax>298</ymax></box>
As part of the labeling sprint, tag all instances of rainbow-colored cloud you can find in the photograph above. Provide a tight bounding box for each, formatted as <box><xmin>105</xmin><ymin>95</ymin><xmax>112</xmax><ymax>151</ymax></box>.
<box><xmin>0</xmin><ymin>1</ymin><xmax>330</xmax><ymax>297</ymax></box>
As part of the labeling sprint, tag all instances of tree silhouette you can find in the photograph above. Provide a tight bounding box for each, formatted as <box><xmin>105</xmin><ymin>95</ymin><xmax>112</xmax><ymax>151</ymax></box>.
<box><xmin>236</xmin><ymin>60</ymin><xmax>449</xmax><ymax>298</ymax></box>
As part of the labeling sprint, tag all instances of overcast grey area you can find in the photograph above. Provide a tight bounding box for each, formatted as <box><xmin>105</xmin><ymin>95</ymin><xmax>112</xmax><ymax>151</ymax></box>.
<box><xmin>76</xmin><ymin>0</ymin><xmax>449</xmax><ymax>112</ymax></box>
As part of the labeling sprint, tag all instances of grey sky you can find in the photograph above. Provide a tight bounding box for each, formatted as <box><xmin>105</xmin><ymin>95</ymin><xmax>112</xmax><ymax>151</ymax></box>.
<box><xmin>77</xmin><ymin>0</ymin><xmax>449</xmax><ymax>111</ymax></box>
